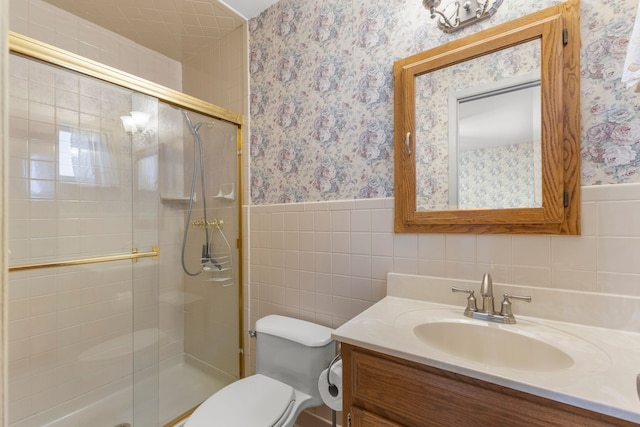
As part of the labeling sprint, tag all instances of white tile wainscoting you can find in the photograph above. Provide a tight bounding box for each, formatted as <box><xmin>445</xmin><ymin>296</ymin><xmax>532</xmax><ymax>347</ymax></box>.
<box><xmin>248</xmin><ymin>183</ymin><xmax>640</xmax><ymax>333</ymax></box>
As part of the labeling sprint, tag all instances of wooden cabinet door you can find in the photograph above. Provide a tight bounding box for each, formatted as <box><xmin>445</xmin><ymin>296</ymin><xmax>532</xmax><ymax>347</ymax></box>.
<box><xmin>342</xmin><ymin>343</ymin><xmax>637</xmax><ymax>427</ymax></box>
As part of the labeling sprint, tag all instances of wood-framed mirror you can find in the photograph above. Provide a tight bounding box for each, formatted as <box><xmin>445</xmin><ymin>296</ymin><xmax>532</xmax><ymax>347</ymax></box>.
<box><xmin>394</xmin><ymin>0</ymin><xmax>580</xmax><ymax>234</ymax></box>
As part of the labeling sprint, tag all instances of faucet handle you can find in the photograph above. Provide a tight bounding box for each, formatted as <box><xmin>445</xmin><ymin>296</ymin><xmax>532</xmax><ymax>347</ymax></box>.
<box><xmin>503</xmin><ymin>293</ymin><xmax>532</xmax><ymax>303</ymax></box>
<box><xmin>499</xmin><ymin>293</ymin><xmax>531</xmax><ymax>323</ymax></box>
<box><xmin>452</xmin><ymin>287</ymin><xmax>478</xmax><ymax>316</ymax></box>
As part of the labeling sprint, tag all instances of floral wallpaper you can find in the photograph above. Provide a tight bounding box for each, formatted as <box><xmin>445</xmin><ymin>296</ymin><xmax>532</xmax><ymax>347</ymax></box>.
<box><xmin>458</xmin><ymin>143</ymin><xmax>538</xmax><ymax>209</ymax></box>
<box><xmin>414</xmin><ymin>40</ymin><xmax>540</xmax><ymax>210</ymax></box>
<box><xmin>581</xmin><ymin>1</ymin><xmax>640</xmax><ymax>183</ymax></box>
<box><xmin>249</xmin><ymin>0</ymin><xmax>640</xmax><ymax>205</ymax></box>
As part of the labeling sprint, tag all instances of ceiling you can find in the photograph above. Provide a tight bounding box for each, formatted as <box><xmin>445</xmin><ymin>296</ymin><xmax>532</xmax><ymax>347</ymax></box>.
<box><xmin>43</xmin><ymin>0</ymin><xmax>278</xmax><ymax>62</ymax></box>
<box><xmin>458</xmin><ymin>84</ymin><xmax>539</xmax><ymax>151</ymax></box>
<box><xmin>219</xmin><ymin>0</ymin><xmax>280</xmax><ymax>20</ymax></box>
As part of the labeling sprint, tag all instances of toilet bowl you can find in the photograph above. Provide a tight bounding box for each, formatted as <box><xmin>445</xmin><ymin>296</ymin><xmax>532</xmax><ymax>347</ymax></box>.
<box><xmin>184</xmin><ymin>315</ymin><xmax>335</xmax><ymax>427</ymax></box>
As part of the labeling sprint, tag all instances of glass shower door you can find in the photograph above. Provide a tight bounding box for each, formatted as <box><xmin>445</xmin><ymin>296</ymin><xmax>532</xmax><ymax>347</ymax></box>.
<box><xmin>6</xmin><ymin>53</ymin><xmax>161</xmax><ymax>427</ymax></box>
<box><xmin>7</xmin><ymin>41</ymin><xmax>242</xmax><ymax>427</ymax></box>
<box><xmin>156</xmin><ymin>103</ymin><xmax>240</xmax><ymax>425</ymax></box>
<box><xmin>131</xmin><ymin>93</ymin><xmax>161</xmax><ymax>426</ymax></box>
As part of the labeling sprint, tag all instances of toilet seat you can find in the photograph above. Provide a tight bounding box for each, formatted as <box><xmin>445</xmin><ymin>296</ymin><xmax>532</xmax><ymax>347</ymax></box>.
<box><xmin>185</xmin><ymin>374</ymin><xmax>296</xmax><ymax>427</ymax></box>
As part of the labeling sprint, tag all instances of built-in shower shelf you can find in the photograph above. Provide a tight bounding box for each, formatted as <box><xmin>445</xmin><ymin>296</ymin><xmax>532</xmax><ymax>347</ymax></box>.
<box><xmin>161</xmin><ymin>194</ymin><xmax>196</xmax><ymax>203</ymax></box>
<box><xmin>212</xmin><ymin>183</ymin><xmax>235</xmax><ymax>201</ymax></box>
<box><xmin>205</xmin><ymin>277</ymin><xmax>233</xmax><ymax>283</ymax></box>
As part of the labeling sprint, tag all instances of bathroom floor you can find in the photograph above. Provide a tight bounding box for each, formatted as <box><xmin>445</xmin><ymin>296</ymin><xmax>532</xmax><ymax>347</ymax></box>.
<box><xmin>10</xmin><ymin>354</ymin><xmax>234</xmax><ymax>427</ymax></box>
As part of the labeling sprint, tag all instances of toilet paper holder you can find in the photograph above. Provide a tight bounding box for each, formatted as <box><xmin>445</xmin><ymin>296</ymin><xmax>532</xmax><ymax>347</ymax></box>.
<box><xmin>326</xmin><ymin>353</ymin><xmax>342</xmax><ymax>397</ymax></box>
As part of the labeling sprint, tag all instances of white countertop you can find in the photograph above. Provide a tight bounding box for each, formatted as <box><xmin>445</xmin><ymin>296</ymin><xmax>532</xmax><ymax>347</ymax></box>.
<box><xmin>333</xmin><ymin>274</ymin><xmax>640</xmax><ymax>424</ymax></box>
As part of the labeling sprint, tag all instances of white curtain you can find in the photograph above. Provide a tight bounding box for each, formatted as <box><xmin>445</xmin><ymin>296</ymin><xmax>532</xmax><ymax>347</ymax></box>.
<box><xmin>622</xmin><ymin>1</ymin><xmax>640</xmax><ymax>92</ymax></box>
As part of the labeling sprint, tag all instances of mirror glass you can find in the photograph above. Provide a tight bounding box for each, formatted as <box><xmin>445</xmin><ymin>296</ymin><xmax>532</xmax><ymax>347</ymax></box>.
<box><xmin>453</xmin><ymin>76</ymin><xmax>542</xmax><ymax>209</ymax></box>
<box><xmin>414</xmin><ymin>39</ymin><xmax>541</xmax><ymax>211</ymax></box>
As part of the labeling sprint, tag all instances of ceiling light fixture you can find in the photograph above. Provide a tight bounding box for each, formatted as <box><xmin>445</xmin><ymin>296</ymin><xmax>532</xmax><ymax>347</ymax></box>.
<box><xmin>120</xmin><ymin>111</ymin><xmax>154</xmax><ymax>146</ymax></box>
<box><xmin>422</xmin><ymin>0</ymin><xmax>503</xmax><ymax>33</ymax></box>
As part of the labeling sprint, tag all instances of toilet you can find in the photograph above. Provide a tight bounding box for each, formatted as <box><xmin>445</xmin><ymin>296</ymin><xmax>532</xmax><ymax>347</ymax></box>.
<box><xmin>185</xmin><ymin>315</ymin><xmax>336</xmax><ymax>427</ymax></box>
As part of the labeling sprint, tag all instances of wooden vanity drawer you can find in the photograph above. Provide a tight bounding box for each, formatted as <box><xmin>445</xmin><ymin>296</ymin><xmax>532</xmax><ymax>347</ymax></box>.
<box><xmin>343</xmin><ymin>344</ymin><xmax>636</xmax><ymax>427</ymax></box>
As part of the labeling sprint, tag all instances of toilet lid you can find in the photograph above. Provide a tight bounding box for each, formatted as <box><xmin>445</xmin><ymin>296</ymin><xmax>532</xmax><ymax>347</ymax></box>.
<box><xmin>185</xmin><ymin>374</ymin><xmax>296</xmax><ymax>427</ymax></box>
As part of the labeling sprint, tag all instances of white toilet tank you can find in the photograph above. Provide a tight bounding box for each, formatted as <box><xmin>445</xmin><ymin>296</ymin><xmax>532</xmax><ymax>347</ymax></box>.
<box><xmin>255</xmin><ymin>315</ymin><xmax>335</xmax><ymax>406</ymax></box>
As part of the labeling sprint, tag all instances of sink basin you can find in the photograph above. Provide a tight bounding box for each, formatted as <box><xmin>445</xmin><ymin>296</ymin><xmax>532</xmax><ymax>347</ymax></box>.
<box><xmin>413</xmin><ymin>321</ymin><xmax>574</xmax><ymax>371</ymax></box>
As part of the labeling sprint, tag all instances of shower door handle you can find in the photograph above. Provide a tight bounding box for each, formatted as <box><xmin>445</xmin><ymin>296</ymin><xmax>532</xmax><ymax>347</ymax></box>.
<box><xmin>9</xmin><ymin>246</ymin><xmax>160</xmax><ymax>272</ymax></box>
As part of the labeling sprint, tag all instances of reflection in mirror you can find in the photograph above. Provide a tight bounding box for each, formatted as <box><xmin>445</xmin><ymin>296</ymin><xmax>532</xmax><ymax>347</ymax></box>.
<box><xmin>415</xmin><ymin>39</ymin><xmax>541</xmax><ymax>211</ymax></box>
<box><xmin>452</xmin><ymin>76</ymin><xmax>542</xmax><ymax>209</ymax></box>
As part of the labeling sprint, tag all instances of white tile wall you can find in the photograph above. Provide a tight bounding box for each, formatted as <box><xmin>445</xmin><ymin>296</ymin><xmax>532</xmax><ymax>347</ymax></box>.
<box><xmin>248</xmin><ymin>183</ymin><xmax>640</xmax><ymax>336</ymax></box>
<box><xmin>9</xmin><ymin>0</ymin><xmax>183</xmax><ymax>91</ymax></box>
<box><xmin>7</xmin><ymin>264</ymin><xmax>138</xmax><ymax>423</ymax></box>
<box><xmin>181</xmin><ymin>25</ymin><xmax>247</xmax><ymax>115</ymax></box>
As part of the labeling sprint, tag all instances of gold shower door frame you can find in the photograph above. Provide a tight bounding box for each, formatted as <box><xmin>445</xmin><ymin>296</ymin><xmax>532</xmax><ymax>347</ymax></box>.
<box><xmin>8</xmin><ymin>30</ymin><xmax>246</xmax><ymax>420</ymax></box>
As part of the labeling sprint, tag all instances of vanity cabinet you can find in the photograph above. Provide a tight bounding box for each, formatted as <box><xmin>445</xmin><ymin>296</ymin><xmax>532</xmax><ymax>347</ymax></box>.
<box><xmin>342</xmin><ymin>344</ymin><xmax>636</xmax><ymax>427</ymax></box>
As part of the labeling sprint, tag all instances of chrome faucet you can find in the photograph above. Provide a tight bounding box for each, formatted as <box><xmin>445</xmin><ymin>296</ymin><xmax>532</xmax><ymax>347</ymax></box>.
<box><xmin>480</xmin><ymin>273</ymin><xmax>495</xmax><ymax>314</ymax></box>
<box><xmin>452</xmin><ymin>273</ymin><xmax>531</xmax><ymax>324</ymax></box>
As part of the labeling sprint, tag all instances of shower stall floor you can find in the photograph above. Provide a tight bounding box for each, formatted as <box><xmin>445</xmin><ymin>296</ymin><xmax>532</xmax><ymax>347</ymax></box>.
<box><xmin>158</xmin><ymin>354</ymin><xmax>235</xmax><ymax>426</ymax></box>
<box><xmin>10</xmin><ymin>354</ymin><xmax>236</xmax><ymax>427</ymax></box>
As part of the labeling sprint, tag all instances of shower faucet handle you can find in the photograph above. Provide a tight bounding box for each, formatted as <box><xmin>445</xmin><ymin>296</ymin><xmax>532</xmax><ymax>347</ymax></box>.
<box><xmin>191</xmin><ymin>218</ymin><xmax>223</xmax><ymax>229</ymax></box>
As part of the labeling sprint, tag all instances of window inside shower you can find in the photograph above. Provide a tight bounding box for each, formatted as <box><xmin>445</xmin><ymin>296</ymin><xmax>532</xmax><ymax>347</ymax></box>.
<box><xmin>7</xmin><ymin>52</ymin><xmax>241</xmax><ymax>427</ymax></box>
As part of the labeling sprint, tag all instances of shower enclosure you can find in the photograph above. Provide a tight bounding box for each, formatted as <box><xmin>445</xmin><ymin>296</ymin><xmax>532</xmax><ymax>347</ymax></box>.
<box><xmin>7</xmin><ymin>34</ymin><xmax>243</xmax><ymax>427</ymax></box>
